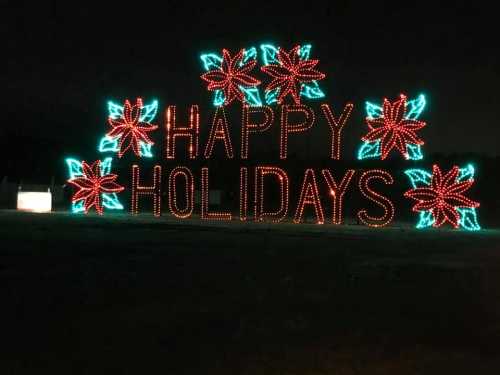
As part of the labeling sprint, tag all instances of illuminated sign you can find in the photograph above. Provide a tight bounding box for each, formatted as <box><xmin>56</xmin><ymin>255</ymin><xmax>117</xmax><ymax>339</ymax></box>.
<box><xmin>64</xmin><ymin>43</ymin><xmax>481</xmax><ymax>231</ymax></box>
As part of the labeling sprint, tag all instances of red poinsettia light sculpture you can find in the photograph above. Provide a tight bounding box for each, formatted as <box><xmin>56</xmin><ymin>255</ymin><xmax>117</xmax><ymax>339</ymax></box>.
<box><xmin>200</xmin><ymin>48</ymin><xmax>261</xmax><ymax>106</ymax></box>
<box><xmin>106</xmin><ymin>98</ymin><xmax>158</xmax><ymax>157</ymax></box>
<box><xmin>67</xmin><ymin>160</ymin><xmax>124</xmax><ymax>215</ymax></box>
<box><xmin>404</xmin><ymin>165</ymin><xmax>480</xmax><ymax>228</ymax></box>
<box><xmin>261</xmin><ymin>45</ymin><xmax>325</xmax><ymax>104</ymax></box>
<box><xmin>362</xmin><ymin>95</ymin><xmax>426</xmax><ymax>160</ymax></box>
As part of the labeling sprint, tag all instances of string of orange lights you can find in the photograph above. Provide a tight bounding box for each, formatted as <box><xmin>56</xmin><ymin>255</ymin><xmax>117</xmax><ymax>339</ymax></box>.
<box><xmin>131</xmin><ymin>165</ymin><xmax>162</xmax><ymax>217</ymax></box>
<box><xmin>165</xmin><ymin>105</ymin><xmax>200</xmax><ymax>159</ymax></box>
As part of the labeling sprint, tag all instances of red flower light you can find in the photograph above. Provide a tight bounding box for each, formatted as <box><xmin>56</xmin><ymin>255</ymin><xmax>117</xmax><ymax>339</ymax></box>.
<box><xmin>200</xmin><ymin>49</ymin><xmax>261</xmax><ymax>106</ymax></box>
<box><xmin>404</xmin><ymin>165</ymin><xmax>480</xmax><ymax>228</ymax></box>
<box><xmin>362</xmin><ymin>95</ymin><xmax>426</xmax><ymax>160</ymax></box>
<box><xmin>261</xmin><ymin>45</ymin><xmax>325</xmax><ymax>104</ymax></box>
<box><xmin>106</xmin><ymin>98</ymin><xmax>158</xmax><ymax>158</ymax></box>
<box><xmin>68</xmin><ymin>160</ymin><xmax>124</xmax><ymax>215</ymax></box>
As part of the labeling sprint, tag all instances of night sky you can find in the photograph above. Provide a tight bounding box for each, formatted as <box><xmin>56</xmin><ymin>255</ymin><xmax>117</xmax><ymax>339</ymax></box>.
<box><xmin>3</xmin><ymin>1</ymin><xmax>499</xmax><ymax>180</ymax></box>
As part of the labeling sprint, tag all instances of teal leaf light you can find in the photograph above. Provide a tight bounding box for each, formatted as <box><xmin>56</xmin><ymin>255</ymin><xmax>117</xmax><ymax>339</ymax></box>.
<box><xmin>457</xmin><ymin>208</ymin><xmax>481</xmax><ymax>231</ymax></box>
<box><xmin>260</xmin><ymin>44</ymin><xmax>279</xmax><ymax>65</ymax></box>
<box><xmin>300</xmin><ymin>81</ymin><xmax>325</xmax><ymax>99</ymax></box>
<box><xmin>72</xmin><ymin>200</ymin><xmax>85</xmax><ymax>213</ymax></box>
<box><xmin>298</xmin><ymin>44</ymin><xmax>312</xmax><ymax>60</ymax></box>
<box><xmin>98</xmin><ymin>135</ymin><xmax>119</xmax><ymax>153</ymax></box>
<box><xmin>264</xmin><ymin>87</ymin><xmax>279</xmax><ymax>105</ymax></box>
<box><xmin>357</xmin><ymin>140</ymin><xmax>381</xmax><ymax>160</ymax></box>
<box><xmin>139</xmin><ymin>142</ymin><xmax>153</xmax><ymax>158</ymax></box>
<box><xmin>200</xmin><ymin>53</ymin><xmax>223</xmax><ymax>70</ymax></box>
<box><xmin>404</xmin><ymin>168</ymin><xmax>432</xmax><ymax>189</ymax></box>
<box><xmin>65</xmin><ymin>158</ymin><xmax>85</xmax><ymax>213</ymax></box>
<box><xmin>102</xmin><ymin>193</ymin><xmax>124</xmax><ymax>210</ymax></box>
<box><xmin>108</xmin><ymin>101</ymin><xmax>124</xmax><ymax>119</ymax></box>
<box><xmin>239</xmin><ymin>86</ymin><xmax>262</xmax><ymax>106</ymax></box>
<box><xmin>406</xmin><ymin>94</ymin><xmax>426</xmax><ymax>120</ymax></box>
<box><xmin>100</xmin><ymin>157</ymin><xmax>113</xmax><ymax>176</ymax></box>
<box><xmin>416</xmin><ymin>210</ymin><xmax>435</xmax><ymax>229</ymax></box>
<box><xmin>65</xmin><ymin>158</ymin><xmax>84</xmax><ymax>179</ymax></box>
<box><xmin>140</xmin><ymin>100</ymin><xmax>158</xmax><ymax>123</ymax></box>
<box><xmin>365</xmin><ymin>101</ymin><xmax>384</xmax><ymax>119</ymax></box>
<box><xmin>213</xmin><ymin>90</ymin><xmax>225</xmax><ymax>106</ymax></box>
<box><xmin>406</xmin><ymin>143</ymin><xmax>424</xmax><ymax>160</ymax></box>
<box><xmin>458</xmin><ymin>164</ymin><xmax>475</xmax><ymax>182</ymax></box>
<box><xmin>241</xmin><ymin>47</ymin><xmax>257</xmax><ymax>65</ymax></box>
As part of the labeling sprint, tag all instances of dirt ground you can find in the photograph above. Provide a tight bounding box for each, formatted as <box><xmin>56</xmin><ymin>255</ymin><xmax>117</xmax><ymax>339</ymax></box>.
<box><xmin>1</xmin><ymin>210</ymin><xmax>500</xmax><ymax>374</ymax></box>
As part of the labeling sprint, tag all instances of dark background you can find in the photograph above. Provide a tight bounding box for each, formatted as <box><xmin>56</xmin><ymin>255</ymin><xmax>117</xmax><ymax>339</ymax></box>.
<box><xmin>2</xmin><ymin>1</ymin><xmax>499</xmax><ymax>184</ymax></box>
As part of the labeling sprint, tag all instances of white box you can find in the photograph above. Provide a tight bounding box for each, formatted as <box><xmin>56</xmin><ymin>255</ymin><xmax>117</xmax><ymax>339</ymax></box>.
<box><xmin>17</xmin><ymin>191</ymin><xmax>52</xmax><ymax>213</ymax></box>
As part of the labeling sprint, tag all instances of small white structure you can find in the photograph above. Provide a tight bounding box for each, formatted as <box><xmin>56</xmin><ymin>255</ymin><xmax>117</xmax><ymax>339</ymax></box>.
<box><xmin>17</xmin><ymin>189</ymin><xmax>52</xmax><ymax>213</ymax></box>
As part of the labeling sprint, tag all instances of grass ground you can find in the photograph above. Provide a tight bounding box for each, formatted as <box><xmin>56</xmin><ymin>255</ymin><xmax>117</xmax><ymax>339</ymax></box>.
<box><xmin>1</xmin><ymin>210</ymin><xmax>500</xmax><ymax>374</ymax></box>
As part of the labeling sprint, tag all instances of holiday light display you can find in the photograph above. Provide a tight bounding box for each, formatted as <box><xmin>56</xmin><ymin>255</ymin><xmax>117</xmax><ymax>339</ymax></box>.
<box><xmin>66</xmin><ymin>157</ymin><xmax>124</xmax><ymax>213</ymax></box>
<box><xmin>357</xmin><ymin>170</ymin><xmax>395</xmax><ymax>227</ymax></box>
<box><xmin>404</xmin><ymin>164</ymin><xmax>480</xmax><ymax>230</ymax></box>
<box><xmin>260</xmin><ymin>44</ymin><xmax>326</xmax><ymax>105</ymax></box>
<box><xmin>131</xmin><ymin>165</ymin><xmax>162</xmax><ymax>217</ymax></box>
<box><xmin>280</xmin><ymin>104</ymin><xmax>315</xmax><ymax>159</ymax></box>
<box><xmin>294</xmin><ymin>169</ymin><xmax>325</xmax><ymax>224</ymax></box>
<box><xmin>99</xmin><ymin>98</ymin><xmax>158</xmax><ymax>158</ymax></box>
<box><xmin>358</xmin><ymin>94</ymin><xmax>426</xmax><ymax>160</ymax></box>
<box><xmin>254</xmin><ymin>166</ymin><xmax>289</xmax><ymax>222</ymax></box>
<box><xmin>165</xmin><ymin>105</ymin><xmax>200</xmax><ymax>159</ymax></box>
<box><xmin>168</xmin><ymin>167</ymin><xmax>194</xmax><ymax>218</ymax></box>
<box><xmin>200</xmin><ymin>48</ymin><xmax>261</xmax><ymax>106</ymax></box>
<box><xmin>261</xmin><ymin>45</ymin><xmax>325</xmax><ymax>105</ymax></box>
<box><xmin>62</xmin><ymin>41</ymin><xmax>483</xmax><ymax>232</ymax></box>
<box><xmin>66</xmin><ymin>159</ymin><xmax>124</xmax><ymax>215</ymax></box>
<box><xmin>199</xmin><ymin>44</ymin><xmax>325</xmax><ymax>107</ymax></box>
